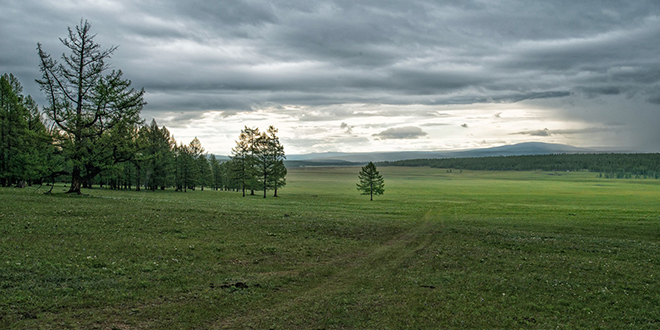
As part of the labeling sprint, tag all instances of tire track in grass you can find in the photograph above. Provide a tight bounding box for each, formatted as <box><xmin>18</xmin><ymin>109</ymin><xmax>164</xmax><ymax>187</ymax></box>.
<box><xmin>213</xmin><ymin>212</ymin><xmax>442</xmax><ymax>329</ymax></box>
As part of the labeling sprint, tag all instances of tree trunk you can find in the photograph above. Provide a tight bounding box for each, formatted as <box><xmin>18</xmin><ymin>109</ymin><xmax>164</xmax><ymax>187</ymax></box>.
<box><xmin>68</xmin><ymin>166</ymin><xmax>82</xmax><ymax>194</ymax></box>
<box><xmin>135</xmin><ymin>165</ymin><xmax>140</xmax><ymax>191</ymax></box>
<box><xmin>263</xmin><ymin>173</ymin><xmax>267</xmax><ymax>198</ymax></box>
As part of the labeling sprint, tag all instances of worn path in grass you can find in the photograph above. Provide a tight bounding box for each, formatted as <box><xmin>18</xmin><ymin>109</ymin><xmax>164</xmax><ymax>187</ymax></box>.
<box><xmin>215</xmin><ymin>216</ymin><xmax>440</xmax><ymax>329</ymax></box>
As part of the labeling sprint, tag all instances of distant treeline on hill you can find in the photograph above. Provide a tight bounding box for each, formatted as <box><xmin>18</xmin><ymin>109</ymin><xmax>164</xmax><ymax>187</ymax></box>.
<box><xmin>381</xmin><ymin>153</ymin><xmax>660</xmax><ymax>179</ymax></box>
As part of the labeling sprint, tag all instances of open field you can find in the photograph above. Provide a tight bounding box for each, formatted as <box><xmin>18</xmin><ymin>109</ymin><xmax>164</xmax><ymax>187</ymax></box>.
<box><xmin>1</xmin><ymin>167</ymin><xmax>659</xmax><ymax>329</ymax></box>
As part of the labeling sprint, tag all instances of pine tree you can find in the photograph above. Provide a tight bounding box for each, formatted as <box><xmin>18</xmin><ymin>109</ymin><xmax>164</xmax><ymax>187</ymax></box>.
<box><xmin>244</xmin><ymin>127</ymin><xmax>260</xmax><ymax>195</ymax></box>
<box><xmin>265</xmin><ymin>126</ymin><xmax>286</xmax><ymax>197</ymax></box>
<box><xmin>174</xmin><ymin>142</ymin><xmax>193</xmax><ymax>192</ymax></box>
<box><xmin>357</xmin><ymin>162</ymin><xmax>384</xmax><ymax>201</ymax></box>
<box><xmin>196</xmin><ymin>154</ymin><xmax>212</xmax><ymax>191</ymax></box>
<box><xmin>36</xmin><ymin>20</ymin><xmax>145</xmax><ymax>193</ymax></box>
<box><xmin>230</xmin><ymin>127</ymin><xmax>257</xmax><ymax>197</ymax></box>
<box><xmin>0</xmin><ymin>73</ymin><xmax>58</xmax><ymax>187</ymax></box>
<box><xmin>209</xmin><ymin>154</ymin><xmax>223</xmax><ymax>190</ymax></box>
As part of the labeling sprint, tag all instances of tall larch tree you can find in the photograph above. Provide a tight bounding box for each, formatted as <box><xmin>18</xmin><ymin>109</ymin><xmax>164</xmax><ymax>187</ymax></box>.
<box><xmin>209</xmin><ymin>154</ymin><xmax>223</xmax><ymax>190</ymax></box>
<box><xmin>230</xmin><ymin>127</ymin><xmax>257</xmax><ymax>197</ymax></box>
<box><xmin>255</xmin><ymin>126</ymin><xmax>286</xmax><ymax>198</ymax></box>
<box><xmin>36</xmin><ymin>19</ymin><xmax>145</xmax><ymax>194</ymax></box>
<box><xmin>244</xmin><ymin>127</ymin><xmax>260</xmax><ymax>195</ymax></box>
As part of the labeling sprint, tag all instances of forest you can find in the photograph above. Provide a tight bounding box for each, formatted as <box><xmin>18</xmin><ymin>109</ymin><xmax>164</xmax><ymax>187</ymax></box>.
<box><xmin>0</xmin><ymin>21</ymin><xmax>286</xmax><ymax>197</ymax></box>
<box><xmin>381</xmin><ymin>153</ymin><xmax>660</xmax><ymax>179</ymax></box>
<box><xmin>0</xmin><ymin>72</ymin><xmax>285</xmax><ymax>196</ymax></box>
<box><xmin>0</xmin><ymin>70</ymin><xmax>286</xmax><ymax>194</ymax></box>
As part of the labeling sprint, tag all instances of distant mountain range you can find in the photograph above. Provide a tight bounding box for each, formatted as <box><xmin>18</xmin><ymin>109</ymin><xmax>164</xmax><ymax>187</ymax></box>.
<box><xmin>284</xmin><ymin>142</ymin><xmax>624</xmax><ymax>166</ymax></box>
<box><xmin>211</xmin><ymin>142</ymin><xmax>628</xmax><ymax>167</ymax></box>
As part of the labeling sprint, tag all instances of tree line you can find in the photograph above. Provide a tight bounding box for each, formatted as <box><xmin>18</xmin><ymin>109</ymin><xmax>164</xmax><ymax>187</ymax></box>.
<box><xmin>0</xmin><ymin>20</ymin><xmax>286</xmax><ymax>196</ymax></box>
<box><xmin>381</xmin><ymin>153</ymin><xmax>660</xmax><ymax>179</ymax></box>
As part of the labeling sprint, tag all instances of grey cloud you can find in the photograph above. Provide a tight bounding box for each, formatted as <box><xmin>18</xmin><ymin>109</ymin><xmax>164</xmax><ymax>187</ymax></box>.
<box><xmin>421</xmin><ymin>122</ymin><xmax>451</xmax><ymax>127</ymax></box>
<box><xmin>499</xmin><ymin>91</ymin><xmax>572</xmax><ymax>103</ymax></box>
<box><xmin>285</xmin><ymin>132</ymin><xmax>370</xmax><ymax>151</ymax></box>
<box><xmin>575</xmin><ymin>86</ymin><xmax>621</xmax><ymax>97</ymax></box>
<box><xmin>648</xmin><ymin>95</ymin><xmax>660</xmax><ymax>105</ymax></box>
<box><xmin>340</xmin><ymin>122</ymin><xmax>353</xmax><ymax>134</ymax></box>
<box><xmin>373</xmin><ymin>126</ymin><xmax>428</xmax><ymax>140</ymax></box>
<box><xmin>3</xmin><ymin>0</ymin><xmax>660</xmax><ymax>151</ymax></box>
<box><xmin>513</xmin><ymin>127</ymin><xmax>610</xmax><ymax>137</ymax></box>
<box><xmin>515</xmin><ymin>128</ymin><xmax>551</xmax><ymax>137</ymax></box>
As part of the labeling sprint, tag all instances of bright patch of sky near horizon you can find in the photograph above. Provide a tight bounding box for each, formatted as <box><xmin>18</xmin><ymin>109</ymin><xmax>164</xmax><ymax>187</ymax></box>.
<box><xmin>1</xmin><ymin>1</ymin><xmax>659</xmax><ymax>155</ymax></box>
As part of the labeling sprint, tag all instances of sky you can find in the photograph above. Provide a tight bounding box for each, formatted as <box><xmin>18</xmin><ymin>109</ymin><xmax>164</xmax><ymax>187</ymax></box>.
<box><xmin>2</xmin><ymin>0</ymin><xmax>660</xmax><ymax>155</ymax></box>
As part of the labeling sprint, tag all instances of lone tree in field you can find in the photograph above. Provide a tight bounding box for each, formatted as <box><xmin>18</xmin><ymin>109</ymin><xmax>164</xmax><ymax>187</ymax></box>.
<box><xmin>357</xmin><ymin>162</ymin><xmax>384</xmax><ymax>201</ymax></box>
<box><xmin>37</xmin><ymin>20</ymin><xmax>145</xmax><ymax>194</ymax></box>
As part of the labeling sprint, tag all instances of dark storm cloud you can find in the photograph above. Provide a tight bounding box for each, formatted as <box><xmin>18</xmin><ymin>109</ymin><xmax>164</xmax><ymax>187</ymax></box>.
<box><xmin>575</xmin><ymin>86</ymin><xmax>621</xmax><ymax>97</ymax></box>
<box><xmin>649</xmin><ymin>95</ymin><xmax>660</xmax><ymax>105</ymax></box>
<box><xmin>2</xmin><ymin>0</ymin><xmax>660</xmax><ymax>150</ymax></box>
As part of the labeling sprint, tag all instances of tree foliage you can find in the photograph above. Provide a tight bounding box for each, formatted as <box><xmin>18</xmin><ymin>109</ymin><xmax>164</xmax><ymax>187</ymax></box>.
<box><xmin>0</xmin><ymin>73</ymin><xmax>60</xmax><ymax>187</ymax></box>
<box><xmin>230</xmin><ymin>126</ymin><xmax>287</xmax><ymax>197</ymax></box>
<box><xmin>230</xmin><ymin>127</ymin><xmax>253</xmax><ymax>197</ymax></box>
<box><xmin>382</xmin><ymin>153</ymin><xmax>660</xmax><ymax>179</ymax></box>
<box><xmin>36</xmin><ymin>20</ymin><xmax>145</xmax><ymax>193</ymax></box>
<box><xmin>138</xmin><ymin>119</ymin><xmax>175</xmax><ymax>190</ymax></box>
<box><xmin>1</xmin><ymin>19</ymin><xmax>291</xmax><ymax>197</ymax></box>
<box><xmin>357</xmin><ymin>162</ymin><xmax>384</xmax><ymax>201</ymax></box>
<box><xmin>255</xmin><ymin>126</ymin><xmax>287</xmax><ymax>198</ymax></box>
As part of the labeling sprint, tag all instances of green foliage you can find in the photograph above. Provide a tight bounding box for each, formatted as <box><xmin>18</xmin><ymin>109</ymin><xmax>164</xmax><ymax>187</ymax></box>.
<box><xmin>230</xmin><ymin>126</ymin><xmax>287</xmax><ymax>198</ymax></box>
<box><xmin>0</xmin><ymin>73</ymin><xmax>60</xmax><ymax>187</ymax></box>
<box><xmin>138</xmin><ymin>119</ymin><xmax>176</xmax><ymax>191</ymax></box>
<box><xmin>383</xmin><ymin>153</ymin><xmax>660</xmax><ymax>178</ymax></box>
<box><xmin>209</xmin><ymin>154</ymin><xmax>223</xmax><ymax>190</ymax></box>
<box><xmin>357</xmin><ymin>161</ymin><xmax>384</xmax><ymax>200</ymax></box>
<box><xmin>254</xmin><ymin>126</ymin><xmax>286</xmax><ymax>198</ymax></box>
<box><xmin>196</xmin><ymin>154</ymin><xmax>212</xmax><ymax>190</ymax></box>
<box><xmin>229</xmin><ymin>127</ymin><xmax>253</xmax><ymax>197</ymax></box>
<box><xmin>36</xmin><ymin>20</ymin><xmax>145</xmax><ymax>193</ymax></box>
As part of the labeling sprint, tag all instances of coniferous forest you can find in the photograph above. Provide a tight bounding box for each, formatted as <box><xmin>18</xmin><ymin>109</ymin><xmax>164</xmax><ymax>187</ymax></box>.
<box><xmin>0</xmin><ymin>20</ymin><xmax>286</xmax><ymax>196</ymax></box>
<box><xmin>382</xmin><ymin>153</ymin><xmax>660</xmax><ymax>179</ymax></box>
<box><xmin>1</xmin><ymin>70</ymin><xmax>286</xmax><ymax>195</ymax></box>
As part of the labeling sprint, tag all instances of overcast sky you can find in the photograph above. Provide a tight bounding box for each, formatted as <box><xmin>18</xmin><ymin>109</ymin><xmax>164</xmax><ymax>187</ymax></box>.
<box><xmin>2</xmin><ymin>0</ymin><xmax>660</xmax><ymax>155</ymax></box>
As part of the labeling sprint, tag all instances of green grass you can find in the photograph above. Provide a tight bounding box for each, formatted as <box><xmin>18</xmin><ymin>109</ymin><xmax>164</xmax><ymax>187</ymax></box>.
<box><xmin>1</xmin><ymin>167</ymin><xmax>659</xmax><ymax>329</ymax></box>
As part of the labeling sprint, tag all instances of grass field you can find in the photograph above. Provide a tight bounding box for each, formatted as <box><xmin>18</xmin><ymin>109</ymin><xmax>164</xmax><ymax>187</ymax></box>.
<box><xmin>1</xmin><ymin>167</ymin><xmax>659</xmax><ymax>329</ymax></box>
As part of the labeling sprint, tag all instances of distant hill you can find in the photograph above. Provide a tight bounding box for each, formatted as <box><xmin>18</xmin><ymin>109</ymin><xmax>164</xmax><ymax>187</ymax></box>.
<box><xmin>285</xmin><ymin>142</ymin><xmax>603</xmax><ymax>165</ymax></box>
<box><xmin>208</xmin><ymin>154</ymin><xmax>231</xmax><ymax>162</ymax></box>
<box><xmin>215</xmin><ymin>142</ymin><xmax>628</xmax><ymax>167</ymax></box>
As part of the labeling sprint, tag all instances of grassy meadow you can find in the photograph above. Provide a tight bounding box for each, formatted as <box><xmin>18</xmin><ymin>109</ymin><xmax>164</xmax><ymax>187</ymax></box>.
<box><xmin>1</xmin><ymin>167</ymin><xmax>659</xmax><ymax>329</ymax></box>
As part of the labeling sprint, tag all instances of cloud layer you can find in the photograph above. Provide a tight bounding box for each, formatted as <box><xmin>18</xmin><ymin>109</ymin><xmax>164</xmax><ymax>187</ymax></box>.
<box><xmin>374</xmin><ymin>127</ymin><xmax>428</xmax><ymax>140</ymax></box>
<box><xmin>2</xmin><ymin>1</ymin><xmax>660</xmax><ymax>153</ymax></box>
